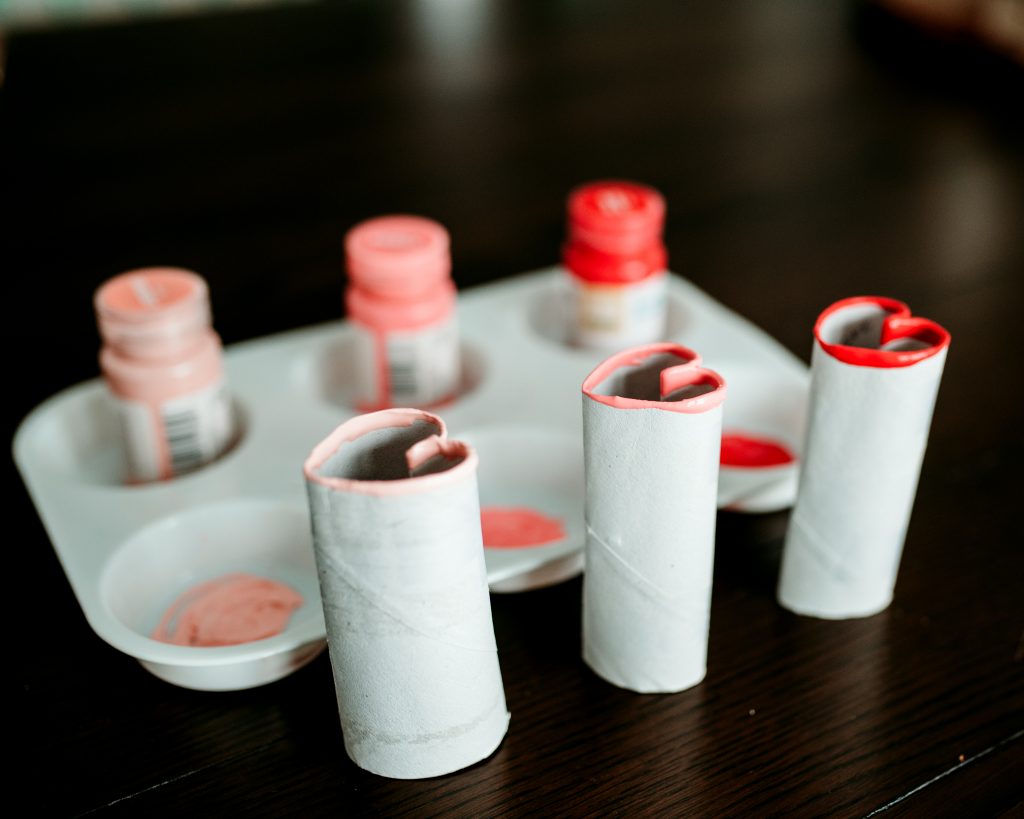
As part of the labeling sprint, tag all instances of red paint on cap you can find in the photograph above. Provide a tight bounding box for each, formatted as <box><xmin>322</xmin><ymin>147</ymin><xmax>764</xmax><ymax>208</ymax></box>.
<box><xmin>563</xmin><ymin>180</ymin><xmax>668</xmax><ymax>284</ymax></box>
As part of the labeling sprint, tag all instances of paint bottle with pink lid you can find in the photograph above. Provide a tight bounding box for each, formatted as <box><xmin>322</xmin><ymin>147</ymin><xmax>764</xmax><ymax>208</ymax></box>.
<box><xmin>95</xmin><ymin>267</ymin><xmax>235</xmax><ymax>483</ymax></box>
<box><xmin>563</xmin><ymin>180</ymin><xmax>669</xmax><ymax>349</ymax></box>
<box><xmin>345</xmin><ymin>215</ymin><xmax>460</xmax><ymax>409</ymax></box>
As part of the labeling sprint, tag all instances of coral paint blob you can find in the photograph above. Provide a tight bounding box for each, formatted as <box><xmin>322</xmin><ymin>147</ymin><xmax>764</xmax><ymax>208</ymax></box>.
<box><xmin>720</xmin><ymin>432</ymin><xmax>795</xmax><ymax>468</ymax></box>
<box><xmin>152</xmin><ymin>573</ymin><xmax>303</xmax><ymax>647</ymax></box>
<box><xmin>481</xmin><ymin>507</ymin><xmax>566</xmax><ymax>549</ymax></box>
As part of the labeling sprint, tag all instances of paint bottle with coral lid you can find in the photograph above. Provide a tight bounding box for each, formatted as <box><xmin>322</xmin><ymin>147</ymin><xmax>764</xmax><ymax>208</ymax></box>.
<box><xmin>345</xmin><ymin>215</ymin><xmax>460</xmax><ymax>410</ymax></box>
<box><xmin>95</xmin><ymin>268</ymin><xmax>236</xmax><ymax>483</ymax></box>
<box><xmin>563</xmin><ymin>180</ymin><xmax>669</xmax><ymax>349</ymax></box>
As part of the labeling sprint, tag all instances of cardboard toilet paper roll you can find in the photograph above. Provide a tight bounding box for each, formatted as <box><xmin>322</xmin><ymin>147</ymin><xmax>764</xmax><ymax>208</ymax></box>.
<box><xmin>582</xmin><ymin>344</ymin><xmax>726</xmax><ymax>693</ymax></box>
<box><xmin>304</xmin><ymin>409</ymin><xmax>509</xmax><ymax>779</ymax></box>
<box><xmin>778</xmin><ymin>297</ymin><xmax>951</xmax><ymax>619</ymax></box>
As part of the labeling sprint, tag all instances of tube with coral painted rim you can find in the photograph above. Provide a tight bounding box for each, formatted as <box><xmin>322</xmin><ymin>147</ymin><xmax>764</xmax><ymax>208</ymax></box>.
<box><xmin>777</xmin><ymin>296</ymin><xmax>950</xmax><ymax>619</ymax></box>
<box><xmin>303</xmin><ymin>408</ymin><xmax>509</xmax><ymax>779</ymax></box>
<box><xmin>581</xmin><ymin>344</ymin><xmax>726</xmax><ymax>693</ymax></box>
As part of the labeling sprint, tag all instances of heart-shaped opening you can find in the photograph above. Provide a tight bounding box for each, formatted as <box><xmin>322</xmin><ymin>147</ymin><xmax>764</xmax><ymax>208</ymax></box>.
<box><xmin>582</xmin><ymin>343</ymin><xmax>726</xmax><ymax>414</ymax></box>
<box><xmin>304</xmin><ymin>408</ymin><xmax>475</xmax><ymax>495</ymax></box>
<box><xmin>814</xmin><ymin>296</ymin><xmax>950</xmax><ymax>368</ymax></box>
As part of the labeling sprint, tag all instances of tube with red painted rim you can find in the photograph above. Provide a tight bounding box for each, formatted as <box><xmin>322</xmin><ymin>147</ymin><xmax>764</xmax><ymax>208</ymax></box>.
<box><xmin>563</xmin><ymin>180</ymin><xmax>669</xmax><ymax>349</ymax></box>
<box><xmin>581</xmin><ymin>344</ymin><xmax>726</xmax><ymax>693</ymax></box>
<box><xmin>345</xmin><ymin>215</ymin><xmax>460</xmax><ymax>410</ymax></box>
<box><xmin>777</xmin><ymin>296</ymin><xmax>951</xmax><ymax>619</ymax></box>
<box><xmin>303</xmin><ymin>409</ymin><xmax>509</xmax><ymax>779</ymax></box>
<box><xmin>95</xmin><ymin>268</ymin><xmax>235</xmax><ymax>483</ymax></box>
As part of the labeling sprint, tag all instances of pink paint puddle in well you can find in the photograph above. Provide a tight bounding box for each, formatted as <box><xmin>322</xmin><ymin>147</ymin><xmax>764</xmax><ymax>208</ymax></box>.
<box><xmin>481</xmin><ymin>507</ymin><xmax>566</xmax><ymax>549</ymax></box>
<box><xmin>720</xmin><ymin>432</ymin><xmax>795</xmax><ymax>468</ymax></box>
<box><xmin>152</xmin><ymin>573</ymin><xmax>303</xmax><ymax>647</ymax></box>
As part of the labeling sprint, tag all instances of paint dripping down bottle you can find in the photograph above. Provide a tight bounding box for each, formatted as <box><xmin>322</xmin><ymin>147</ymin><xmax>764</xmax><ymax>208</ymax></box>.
<box><xmin>345</xmin><ymin>215</ymin><xmax>460</xmax><ymax>410</ymax></box>
<box><xmin>95</xmin><ymin>267</ymin><xmax>236</xmax><ymax>483</ymax></box>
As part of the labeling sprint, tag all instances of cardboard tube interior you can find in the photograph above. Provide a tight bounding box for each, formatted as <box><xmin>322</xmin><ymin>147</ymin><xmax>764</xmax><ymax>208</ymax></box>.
<box><xmin>320</xmin><ymin>418</ymin><xmax>441</xmax><ymax>477</ymax></box>
<box><xmin>816</xmin><ymin>300</ymin><xmax>902</xmax><ymax>349</ymax></box>
<box><xmin>587</xmin><ymin>349</ymin><xmax>691</xmax><ymax>400</ymax></box>
<box><xmin>582</xmin><ymin>345</ymin><xmax>725</xmax><ymax>694</ymax></box>
<box><xmin>304</xmin><ymin>409</ymin><xmax>509</xmax><ymax>779</ymax></box>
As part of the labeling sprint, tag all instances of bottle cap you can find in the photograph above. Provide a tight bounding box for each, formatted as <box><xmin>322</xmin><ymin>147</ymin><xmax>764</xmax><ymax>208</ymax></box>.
<box><xmin>95</xmin><ymin>268</ymin><xmax>212</xmax><ymax>360</ymax></box>
<box><xmin>567</xmin><ymin>180</ymin><xmax>665</xmax><ymax>256</ymax></box>
<box><xmin>345</xmin><ymin>215</ymin><xmax>451</xmax><ymax>298</ymax></box>
<box><xmin>564</xmin><ymin>181</ymin><xmax>667</xmax><ymax>284</ymax></box>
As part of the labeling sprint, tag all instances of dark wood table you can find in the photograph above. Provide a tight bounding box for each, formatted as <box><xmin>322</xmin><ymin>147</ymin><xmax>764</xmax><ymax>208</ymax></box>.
<box><xmin>5</xmin><ymin>1</ymin><xmax>1022</xmax><ymax>814</ymax></box>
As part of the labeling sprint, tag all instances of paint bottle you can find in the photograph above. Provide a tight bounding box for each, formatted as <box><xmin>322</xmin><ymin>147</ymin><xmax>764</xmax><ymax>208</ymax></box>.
<box><xmin>563</xmin><ymin>180</ymin><xmax>669</xmax><ymax>349</ymax></box>
<box><xmin>95</xmin><ymin>268</ymin><xmax>235</xmax><ymax>483</ymax></box>
<box><xmin>345</xmin><ymin>215</ymin><xmax>460</xmax><ymax>409</ymax></box>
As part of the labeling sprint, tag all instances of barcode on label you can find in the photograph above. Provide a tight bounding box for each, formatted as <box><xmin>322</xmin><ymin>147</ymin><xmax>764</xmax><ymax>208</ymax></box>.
<box><xmin>388</xmin><ymin>344</ymin><xmax>418</xmax><ymax>400</ymax></box>
<box><xmin>162</xmin><ymin>405</ymin><xmax>205</xmax><ymax>474</ymax></box>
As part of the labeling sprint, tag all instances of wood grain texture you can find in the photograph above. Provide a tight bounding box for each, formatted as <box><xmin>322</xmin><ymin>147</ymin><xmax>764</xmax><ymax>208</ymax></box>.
<box><xmin>5</xmin><ymin>0</ymin><xmax>1022</xmax><ymax>815</ymax></box>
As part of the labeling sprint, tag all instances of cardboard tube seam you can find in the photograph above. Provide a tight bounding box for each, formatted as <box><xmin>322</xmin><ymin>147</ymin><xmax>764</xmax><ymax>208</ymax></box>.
<box><xmin>587</xmin><ymin>526</ymin><xmax>710</xmax><ymax>616</ymax></box>
<box><xmin>318</xmin><ymin>573</ymin><xmax>499</xmax><ymax>655</ymax></box>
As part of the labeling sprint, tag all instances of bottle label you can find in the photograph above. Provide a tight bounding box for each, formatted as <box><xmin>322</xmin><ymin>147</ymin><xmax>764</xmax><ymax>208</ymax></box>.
<box><xmin>352</xmin><ymin>315</ymin><xmax>460</xmax><ymax>409</ymax></box>
<box><xmin>568</xmin><ymin>271</ymin><xmax>668</xmax><ymax>348</ymax></box>
<box><xmin>114</xmin><ymin>379</ymin><xmax>235</xmax><ymax>482</ymax></box>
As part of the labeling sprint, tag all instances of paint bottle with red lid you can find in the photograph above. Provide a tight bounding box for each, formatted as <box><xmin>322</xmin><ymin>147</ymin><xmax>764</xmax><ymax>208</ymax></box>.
<box><xmin>563</xmin><ymin>180</ymin><xmax>668</xmax><ymax>349</ymax></box>
<box><xmin>95</xmin><ymin>267</ymin><xmax>235</xmax><ymax>483</ymax></box>
<box><xmin>345</xmin><ymin>215</ymin><xmax>460</xmax><ymax>410</ymax></box>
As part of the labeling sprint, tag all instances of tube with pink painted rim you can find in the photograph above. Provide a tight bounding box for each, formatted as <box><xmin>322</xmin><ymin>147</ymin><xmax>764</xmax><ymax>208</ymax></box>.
<box><xmin>95</xmin><ymin>268</ymin><xmax>235</xmax><ymax>483</ymax></box>
<box><xmin>581</xmin><ymin>344</ymin><xmax>726</xmax><ymax>693</ymax></box>
<box><xmin>777</xmin><ymin>296</ymin><xmax>951</xmax><ymax>619</ymax></box>
<box><xmin>345</xmin><ymin>215</ymin><xmax>460</xmax><ymax>410</ymax></box>
<box><xmin>303</xmin><ymin>409</ymin><xmax>509</xmax><ymax>779</ymax></box>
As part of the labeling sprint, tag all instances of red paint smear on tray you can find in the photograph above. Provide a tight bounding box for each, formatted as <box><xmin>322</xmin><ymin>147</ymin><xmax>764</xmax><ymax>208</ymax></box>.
<box><xmin>152</xmin><ymin>573</ymin><xmax>303</xmax><ymax>647</ymax></box>
<box><xmin>481</xmin><ymin>507</ymin><xmax>566</xmax><ymax>549</ymax></box>
<box><xmin>720</xmin><ymin>432</ymin><xmax>795</xmax><ymax>468</ymax></box>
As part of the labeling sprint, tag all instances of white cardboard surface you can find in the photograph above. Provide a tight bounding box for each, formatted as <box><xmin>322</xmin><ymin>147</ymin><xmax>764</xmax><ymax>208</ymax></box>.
<box><xmin>777</xmin><ymin>343</ymin><xmax>947</xmax><ymax>619</ymax></box>
<box><xmin>305</xmin><ymin>418</ymin><xmax>509</xmax><ymax>779</ymax></box>
<box><xmin>582</xmin><ymin>373</ymin><xmax>722</xmax><ymax>693</ymax></box>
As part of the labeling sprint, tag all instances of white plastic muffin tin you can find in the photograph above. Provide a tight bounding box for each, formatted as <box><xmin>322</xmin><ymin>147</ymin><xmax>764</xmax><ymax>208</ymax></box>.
<box><xmin>14</xmin><ymin>268</ymin><xmax>809</xmax><ymax>690</ymax></box>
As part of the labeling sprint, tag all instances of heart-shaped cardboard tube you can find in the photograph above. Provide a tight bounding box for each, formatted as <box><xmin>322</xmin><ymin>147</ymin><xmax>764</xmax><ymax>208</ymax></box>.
<box><xmin>814</xmin><ymin>296</ymin><xmax>950</xmax><ymax>368</ymax></box>
<box><xmin>582</xmin><ymin>342</ymin><xmax>726</xmax><ymax>414</ymax></box>
<box><xmin>304</xmin><ymin>408</ymin><xmax>476</xmax><ymax>496</ymax></box>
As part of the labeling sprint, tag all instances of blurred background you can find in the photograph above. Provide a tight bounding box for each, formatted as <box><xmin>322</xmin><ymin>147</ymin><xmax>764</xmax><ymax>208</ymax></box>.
<box><xmin>2</xmin><ymin>0</ymin><xmax>1021</xmax><ymax>416</ymax></box>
